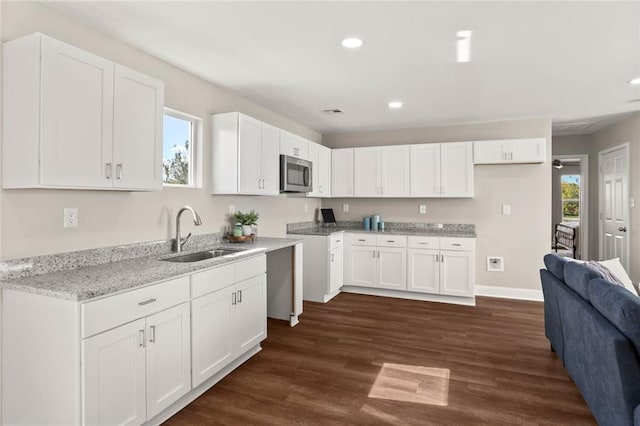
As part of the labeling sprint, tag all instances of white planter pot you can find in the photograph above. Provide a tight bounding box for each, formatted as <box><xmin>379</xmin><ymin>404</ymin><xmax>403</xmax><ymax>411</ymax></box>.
<box><xmin>242</xmin><ymin>225</ymin><xmax>253</xmax><ymax>236</ymax></box>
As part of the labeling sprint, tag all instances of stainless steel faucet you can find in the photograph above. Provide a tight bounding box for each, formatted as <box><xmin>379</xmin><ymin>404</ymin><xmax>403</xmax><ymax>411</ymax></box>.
<box><xmin>175</xmin><ymin>206</ymin><xmax>203</xmax><ymax>253</ymax></box>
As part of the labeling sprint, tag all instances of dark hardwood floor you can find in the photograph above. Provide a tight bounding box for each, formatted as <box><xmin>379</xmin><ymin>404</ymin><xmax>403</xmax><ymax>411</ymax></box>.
<box><xmin>166</xmin><ymin>293</ymin><xmax>595</xmax><ymax>425</ymax></box>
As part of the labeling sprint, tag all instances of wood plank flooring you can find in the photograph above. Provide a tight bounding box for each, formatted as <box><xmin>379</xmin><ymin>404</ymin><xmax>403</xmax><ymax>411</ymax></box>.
<box><xmin>166</xmin><ymin>294</ymin><xmax>595</xmax><ymax>425</ymax></box>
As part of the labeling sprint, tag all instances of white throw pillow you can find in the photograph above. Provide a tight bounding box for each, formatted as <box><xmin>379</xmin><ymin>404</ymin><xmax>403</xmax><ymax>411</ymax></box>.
<box><xmin>597</xmin><ymin>258</ymin><xmax>638</xmax><ymax>296</ymax></box>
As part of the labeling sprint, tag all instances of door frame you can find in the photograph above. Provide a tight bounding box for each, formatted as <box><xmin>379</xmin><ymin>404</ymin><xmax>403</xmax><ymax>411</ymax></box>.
<box><xmin>552</xmin><ymin>154</ymin><xmax>589</xmax><ymax>260</ymax></box>
<box><xmin>598</xmin><ymin>143</ymin><xmax>630</xmax><ymax>263</ymax></box>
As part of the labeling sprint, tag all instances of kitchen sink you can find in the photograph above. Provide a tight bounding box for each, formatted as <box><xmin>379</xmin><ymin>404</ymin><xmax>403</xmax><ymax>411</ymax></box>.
<box><xmin>162</xmin><ymin>248</ymin><xmax>244</xmax><ymax>263</ymax></box>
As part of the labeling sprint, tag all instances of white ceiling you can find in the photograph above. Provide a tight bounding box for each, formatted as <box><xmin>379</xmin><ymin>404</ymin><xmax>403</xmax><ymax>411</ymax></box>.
<box><xmin>47</xmin><ymin>1</ymin><xmax>640</xmax><ymax>135</ymax></box>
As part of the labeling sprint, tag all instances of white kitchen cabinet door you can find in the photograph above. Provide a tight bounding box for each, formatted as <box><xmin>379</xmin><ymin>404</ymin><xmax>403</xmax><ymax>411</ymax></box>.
<box><xmin>410</xmin><ymin>144</ymin><xmax>440</xmax><ymax>197</ymax></box>
<box><xmin>318</xmin><ymin>145</ymin><xmax>332</xmax><ymax>197</ymax></box>
<box><xmin>82</xmin><ymin>318</ymin><xmax>146</xmax><ymax>426</ymax></box>
<box><xmin>234</xmin><ymin>274</ymin><xmax>267</xmax><ymax>356</ymax></box>
<box><xmin>440</xmin><ymin>250</ymin><xmax>474</xmax><ymax>297</ymax></box>
<box><xmin>346</xmin><ymin>245</ymin><xmax>377</xmax><ymax>287</ymax></box>
<box><xmin>329</xmin><ymin>246</ymin><xmax>344</xmax><ymax>294</ymax></box>
<box><xmin>376</xmin><ymin>247</ymin><xmax>407</xmax><ymax>290</ymax></box>
<box><xmin>307</xmin><ymin>142</ymin><xmax>320</xmax><ymax>197</ymax></box>
<box><xmin>280</xmin><ymin>130</ymin><xmax>308</xmax><ymax>159</ymax></box>
<box><xmin>237</xmin><ymin>114</ymin><xmax>262</xmax><ymax>194</ymax></box>
<box><xmin>260</xmin><ymin>122</ymin><xmax>281</xmax><ymax>195</ymax></box>
<box><xmin>191</xmin><ymin>286</ymin><xmax>235</xmax><ymax>387</ymax></box>
<box><xmin>354</xmin><ymin>147</ymin><xmax>380</xmax><ymax>197</ymax></box>
<box><xmin>380</xmin><ymin>145</ymin><xmax>410</xmax><ymax>197</ymax></box>
<box><xmin>40</xmin><ymin>36</ymin><xmax>114</xmax><ymax>188</ymax></box>
<box><xmin>145</xmin><ymin>303</ymin><xmax>191</xmax><ymax>419</ymax></box>
<box><xmin>473</xmin><ymin>140</ymin><xmax>508</xmax><ymax>164</ymax></box>
<box><xmin>113</xmin><ymin>64</ymin><xmax>164</xmax><ymax>191</ymax></box>
<box><xmin>441</xmin><ymin>142</ymin><xmax>474</xmax><ymax>197</ymax></box>
<box><xmin>407</xmin><ymin>249</ymin><xmax>440</xmax><ymax>294</ymax></box>
<box><xmin>332</xmin><ymin>148</ymin><xmax>354</xmax><ymax>197</ymax></box>
<box><xmin>510</xmin><ymin>138</ymin><xmax>546</xmax><ymax>163</ymax></box>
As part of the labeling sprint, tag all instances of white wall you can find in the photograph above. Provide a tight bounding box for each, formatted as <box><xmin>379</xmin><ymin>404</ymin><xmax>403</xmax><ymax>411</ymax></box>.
<box><xmin>1</xmin><ymin>2</ymin><xmax>322</xmax><ymax>258</ymax></box>
<box><xmin>322</xmin><ymin>118</ymin><xmax>552</xmax><ymax>291</ymax></box>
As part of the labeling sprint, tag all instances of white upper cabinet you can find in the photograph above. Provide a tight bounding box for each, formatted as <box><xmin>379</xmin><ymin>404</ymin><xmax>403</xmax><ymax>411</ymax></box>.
<box><xmin>411</xmin><ymin>142</ymin><xmax>473</xmax><ymax>198</ymax></box>
<box><xmin>280</xmin><ymin>130</ymin><xmax>309</xmax><ymax>160</ymax></box>
<box><xmin>473</xmin><ymin>138</ymin><xmax>546</xmax><ymax>164</ymax></box>
<box><xmin>211</xmin><ymin>112</ymin><xmax>280</xmax><ymax>196</ymax></box>
<box><xmin>331</xmin><ymin>148</ymin><xmax>354</xmax><ymax>197</ymax></box>
<box><xmin>113</xmin><ymin>65</ymin><xmax>164</xmax><ymax>190</ymax></box>
<box><xmin>2</xmin><ymin>33</ymin><xmax>164</xmax><ymax>191</ymax></box>
<box><xmin>354</xmin><ymin>146</ymin><xmax>410</xmax><ymax>197</ymax></box>
<box><xmin>307</xmin><ymin>142</ymin><xmax>332</xmax><ymax>198</ymax></box>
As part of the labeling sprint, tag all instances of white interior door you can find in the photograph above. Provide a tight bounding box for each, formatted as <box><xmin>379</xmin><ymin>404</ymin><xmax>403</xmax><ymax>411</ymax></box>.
<box><xmin>600</xmin><ymin>145</ymin><xmax>629</xmax><ymax>269</ymax></box>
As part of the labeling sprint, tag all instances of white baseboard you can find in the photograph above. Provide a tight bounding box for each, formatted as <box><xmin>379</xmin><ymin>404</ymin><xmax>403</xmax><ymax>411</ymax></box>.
<box><xmin>475</xmin><ymin>285</ymin><xmax>544</xmax><ymax>302</ymax></box>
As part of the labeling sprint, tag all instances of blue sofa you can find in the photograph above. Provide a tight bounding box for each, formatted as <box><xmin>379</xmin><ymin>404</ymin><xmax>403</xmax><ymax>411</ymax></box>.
<box><xmin>541</xmin><ymin>254</ymin><xmax>640</xmax><ymax>426</ymax></box>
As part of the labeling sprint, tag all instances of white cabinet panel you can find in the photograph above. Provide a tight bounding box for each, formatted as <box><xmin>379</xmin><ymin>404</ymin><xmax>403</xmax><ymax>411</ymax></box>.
<box><xmin>82</xmin><ymin>319</ymin><xmax>146</xmax><ymax>426</ymax></box>
<box><xmin>380</xmin><ymin>146</ymin><xmax>410</xmax><ymax>197</ymax></box>
<box><xmin>346</xmin><ymin>245</ymin><xmax>377</xmax><ymax>287</ymax></box>
<box><xmin>234</xmin><ymin>275</ymin><xmax>267</xmax><ymax>355</ymax></box>
<box><xmin>332</xmin><ymin>148</ymin><xmax>354</xmax><ymax>197</ymax></box>
<box><xmin>260</xmin><ymin>122</ymin><xmax>281</xmax><ymax>195</ymax></box>
<box><xmin>145</xmin><ymin>303</ymin><xmax>191</xmax><ymax>419</ymax></box>
<box><xmin>113</xmin><ymin>65</ymin><xmax>163</xmax><ymax>191</ymax></box>
<box><xmin>410</xmin><ymin>144</ymin><xmax>440</xmax><ymax>197</ymax></box>
<box><xmin>407</xmin><ymin>249</ymin><xmax>440</xmax><ymax>294</ymax></box>
<box><xmin>377</xmin><ymin>247</ymin><xmax>407</xmax><ymax>290</ymax></box>
<box><xmin>473</xmin><ymin>138</ymin><xmax>546</xmax><ymax>164</ymax></box>
<box><xmin>318</xmin><ymin>145</ymin><xmax>332</xmax><ymax>197</ymax></box>
<box><xmin>280</xmin><ymin>130</ymin><xmax>308</xmax><ymax>159</ymax></box>
<box><xmin>354</xmin><ymin>147</ymin><xmax>380</xmax><ymax>196</ymax></box>
<box><xmin>237</xmin><ymin>114</ymin><xmax>262</xmax><ymax>194</ymax></box>
<box><xmin>441</xmin><ymin>251</ymin><xmax>474</xmax><ymax>297</ymax></box>
<box><xmin>329</xmin><ymin>246</ymin><xmax>344</xmax><ymax>294</ymax></box>
<box><xmin>40</xmin><ymin>35</ymin><xmax>114</xmax><ymax>188</ymax></box>
<box><xmin>441</xmin><ymin>142</ymin><xmax>474</xmax><ymax>197</ymax></box>
<box><xmin>191</xmin><ymin>286</ymin><xmax>234</xmax><ymax>387</ymax></box>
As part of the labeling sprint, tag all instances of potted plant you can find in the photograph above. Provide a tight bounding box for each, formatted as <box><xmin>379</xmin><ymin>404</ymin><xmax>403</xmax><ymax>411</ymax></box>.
<box><xmin>234</xmin><ymin>210</ymin><xmax>259</xmax><ymax>236</ymax></box>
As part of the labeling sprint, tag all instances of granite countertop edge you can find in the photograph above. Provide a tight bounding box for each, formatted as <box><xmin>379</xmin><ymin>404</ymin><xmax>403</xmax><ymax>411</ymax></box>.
<box><xmin>0</xmin><ymin>237</ymin><xmax>302</xmax><ymax>302</ymax></box>
<box><xmin>287</xmin><ymin>227</ymin><xmax>477</xmax><ymax>238</ymax></box>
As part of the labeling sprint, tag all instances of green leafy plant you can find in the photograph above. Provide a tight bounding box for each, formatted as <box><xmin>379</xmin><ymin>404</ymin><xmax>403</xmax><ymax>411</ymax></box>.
<box><xmin>234</xmin><ymin>210</ymin><xmax>259</xmax><ymax>226</ymax></box>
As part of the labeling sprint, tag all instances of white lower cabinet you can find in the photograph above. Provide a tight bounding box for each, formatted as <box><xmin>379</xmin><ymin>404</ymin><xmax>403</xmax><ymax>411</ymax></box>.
<box><xmin>329</xmin><ymin>245</ymin><xmax>344</xmax><ymax>294</ymax></box>
<box><xmin>82</xmin><ymin>302</ymin><xmax>191</xmax><ymax>425</ymax></box>
<box><xmin>407</xmin><ymin>237</ymin><xmax>474</xmax><ymax>297</ymax></box>
<box><xmin>345</xmin><ymin>234</ymin><xmax>407</xmax><ymax>290</ymax></box>
<box><xmin>191</xmin><ymin>261</ymin><xmax>267</xmax><ymax>388</ymax></box>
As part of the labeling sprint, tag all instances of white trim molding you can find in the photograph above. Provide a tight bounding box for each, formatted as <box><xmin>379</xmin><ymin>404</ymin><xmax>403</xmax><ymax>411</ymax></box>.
<box><xmin>475</xmin><ymin>285</ymin><xmax>544</xmax><ymax>302</ymax></box>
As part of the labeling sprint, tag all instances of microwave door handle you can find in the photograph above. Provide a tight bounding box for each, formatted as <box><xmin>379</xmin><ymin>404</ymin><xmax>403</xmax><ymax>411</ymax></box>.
<box><xmin>304</xmin><ymin>166</ymin><xmax>311</xmax><ymax>188</ymax></box>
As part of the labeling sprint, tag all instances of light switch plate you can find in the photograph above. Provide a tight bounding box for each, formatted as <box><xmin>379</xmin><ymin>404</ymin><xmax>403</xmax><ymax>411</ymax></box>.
<box><xmin>343</xmin><ymin>203</ymin><xmax>349</xmax><ymax>213</ymax></box>
<box><xmin>419</xmin><ymin>205</ymin><xmax>427</xmax><ymax>214</ymax></box>
<box><xmin>502</xmin><ymin>204</ymin><xmax>511</xmax><ymax>215</ymax></box>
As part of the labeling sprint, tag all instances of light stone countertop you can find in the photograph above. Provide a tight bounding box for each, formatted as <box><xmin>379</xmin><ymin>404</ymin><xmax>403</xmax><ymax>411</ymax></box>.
<box><xmin>287</xmin><ymin>227</ymin><xmax>476</xmax><ymax>238</ymax></box>
<box><xmin>0</xmin><ymin>237</ymin><xmax>301</xmax><ymax>302</ymax></box>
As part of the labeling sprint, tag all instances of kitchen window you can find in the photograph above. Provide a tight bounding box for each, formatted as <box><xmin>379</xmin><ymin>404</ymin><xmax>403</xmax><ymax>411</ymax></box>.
<box><xmin>162</xmin><ymin>108</ymin><xmax>202</xmax><ymax>187</ymax></box>
<box><xmin>561</xmin><ymin>174</ymin><xmax>580</xmax><ymax>222</ymax></box>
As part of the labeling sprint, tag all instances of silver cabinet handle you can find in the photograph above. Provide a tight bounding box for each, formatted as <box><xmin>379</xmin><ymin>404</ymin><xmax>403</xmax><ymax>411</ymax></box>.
<box><xmin>336</xmin><ymin>240</ymin><xmax>341</xmax><ymax>243</ymax></box>
<box><xmin>441</xmin><ymin>254</ymin><xmax>444</xmax><ymax>262</ymax></box>
<box><xmin>387</xmin><ymin>240</ymin><xmax>395</xmax><ymax>243</ymax></box>
<box><xmin>232</xmin><ymin>292</ymin><xmax>237</xmax><ymax>305</ymax></box>
<box><xmin>358</xmin><ymin>239</ymin><xmax>366</xmax><ymax>242</ymax></box>
<box><xmin>149</xmin><ymin>325</ymin><xmax>156</xmax><ymax>343</ymax></box>
<box><xmin>330</xmin><ymin>253</ymin><xmax>334</xmax><ymax>262</ymax></box>
<box><xmin>452</xmin><ymin>243</ymin><xmax>462</xmax><ymax>246</ymax></box>
<box><xmin>138</xmin><ymin>298</ymin><xmax>156</xmax><ymax>306</ymax></box>
<box><xmin>105</xmin><ymin>163</ymin><xmax>112</xmax><ymax>179</ymax></box>
<box><xmin>237</xmin><ymin>290</ymin><xmax>242</xmax><ymax>303</ymax></box>
<box><xmin>435</xmin><ymin>254</ymin><xmax>439</xmax><ymax>262</ymax></box>
<box><xmin>139</xmin><ymin>329</ymin><xmax>145</xmax><ymax>348</ymax></box>
<box><xmin>377</xmin><ymin>251</ymin><xmax>380</xmax><ymax>258</ymax></box>
<box><xmin>372</xmin><ymin>250</ymin><xmax>375</xmax><ymax>258</ymax></box>
<box><xmin>116</xmin><ymin>163</ymin><xmax>122</xmax><ymax>180</ymax></box>
<box><xmin>419</xmin><ymin>242</ymin><xmax>429</xmax><ymax>245</ymax></box>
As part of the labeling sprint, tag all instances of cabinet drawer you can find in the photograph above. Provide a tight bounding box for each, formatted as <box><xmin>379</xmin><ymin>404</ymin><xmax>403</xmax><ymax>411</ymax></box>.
<box><xmin>191</xmin><ymin>262</ymin><xmax>235</xmax><ymax>299</ymax></box>
<box><xmin>329</xmin><ymin>233</ymin><xmax>344</xmax><ymax>250</ymax></box>
<box><xmin>235</xmin><ymin>255</ymin><xmax>267</xmax><ymax>283</ymax></box>
<box><xmin>348</xmin><ymin>233</ymin><xmax>377</xmax><ymax>246</ymax></box>
<box><xmin>376</xmin><ymin>235</ymin><xmax>407</xmax><ymax>248</ymax></box>
<box><xmin>81</xmin><ymin>276</ymin><xmax>190</xmax><ymax>338</ymax></box>
<box><xmin>191</xmin><ymin>255</ymin><xmax>266</xmax><ymax>299</ymax></box>
<box><xmin>440</xmin><ymin>238</ymin><xmax>474</xmax><ymax>251</ymax></box>
<box><xmin>408</xmin><ymin>236</ymin><xmax>441</xmax><ymax>249</ymax></box>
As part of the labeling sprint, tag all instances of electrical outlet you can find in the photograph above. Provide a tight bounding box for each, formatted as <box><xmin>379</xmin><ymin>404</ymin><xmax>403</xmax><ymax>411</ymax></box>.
<box><xmin>229</xmin><ymin>204</ymin><xmax>236</xmax><ymax>214</ymax></box>
<box><xmin>343</xmin><ymin>203</ymin><xmax>349</xmax><ymax>213</ymax></box>
<box><xmin>436</xmin><ymin>223</ymin><xmax>443</xmax><ymax>229</ymax></box>
<box><xmin>502</xmin><ymin>204</ymin><xmax>511</xmax><ymax>215</ymax></box>
<box><xmin>487</xmin><ymin>256</ymin><xmax>504</xmax><ymax>272</ymax></box>
<box><xmin>419</xmin><ymin>205</ymin><xmax>427</xmax><ymax>214</ymax></box>
<box><xmin>64</xmin><ymin>208</ymin><xmax>78</xmax><ymax>228</ymax></box>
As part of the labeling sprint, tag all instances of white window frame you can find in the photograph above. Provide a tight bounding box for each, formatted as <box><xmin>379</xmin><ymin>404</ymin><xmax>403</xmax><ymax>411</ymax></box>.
<box><xmin>560</xmin><ymin>174</ymin><xmax>580</xmax><ymax>222</ymax></box>
<box><xmin>162</xmin><ymin>107</ymin><xmax>203</xmax><ymax>188</ymax></box>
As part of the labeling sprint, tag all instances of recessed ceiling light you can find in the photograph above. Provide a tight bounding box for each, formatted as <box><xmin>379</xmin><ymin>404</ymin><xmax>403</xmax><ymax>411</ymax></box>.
<box><xmin>388</xmin><ymin>101</ymin><xmax>403</xmax><ymax>109</ymax></box>
<box><xmin>341</xmin><ymin>37</ymin><xmax>363</xmax><ymax>49</ymax></box>
<box><xmin>630</xmin><ymin>77</ymin><xmax>640</xmax><ymax>85</ymax></box>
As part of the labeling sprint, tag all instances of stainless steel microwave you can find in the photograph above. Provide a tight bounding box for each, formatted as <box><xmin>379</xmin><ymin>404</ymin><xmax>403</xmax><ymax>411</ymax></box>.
<box><xmin>280</xmin><ymin>155</ymin><xmax>312</xmax><ymax>193</ymax></box>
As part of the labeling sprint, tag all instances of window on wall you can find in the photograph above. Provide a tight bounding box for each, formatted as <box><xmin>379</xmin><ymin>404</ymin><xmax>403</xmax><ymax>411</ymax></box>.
<box><xmin>162</xmin><ymin>109</ymin><xmax>201</xmax><ymax>187</ymax></box>
<box><xmin>561</xmin><ymin>174</ymin><xmax>580</xmax><ymax>222</ymax></box>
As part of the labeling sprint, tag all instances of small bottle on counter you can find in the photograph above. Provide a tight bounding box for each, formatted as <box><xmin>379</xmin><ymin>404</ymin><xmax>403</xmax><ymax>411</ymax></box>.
<box><xmin>371</xmin><ymin>214</ymin><xmax>380</xmax><ymax>231</ymax></box>
<box><xmin>379</xmin><ymin>221</ymin><xmax>385</xmax><ymax>231</ymax></box>
<box><xmin>363</xmin><ymin>216</ymin><xmax>371</xmax><ymax>230</ymax></box>
<box><xmin>233</xmin><ymin>222</ymin><xmax>243</xmax><ymax>237</ymax></box>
